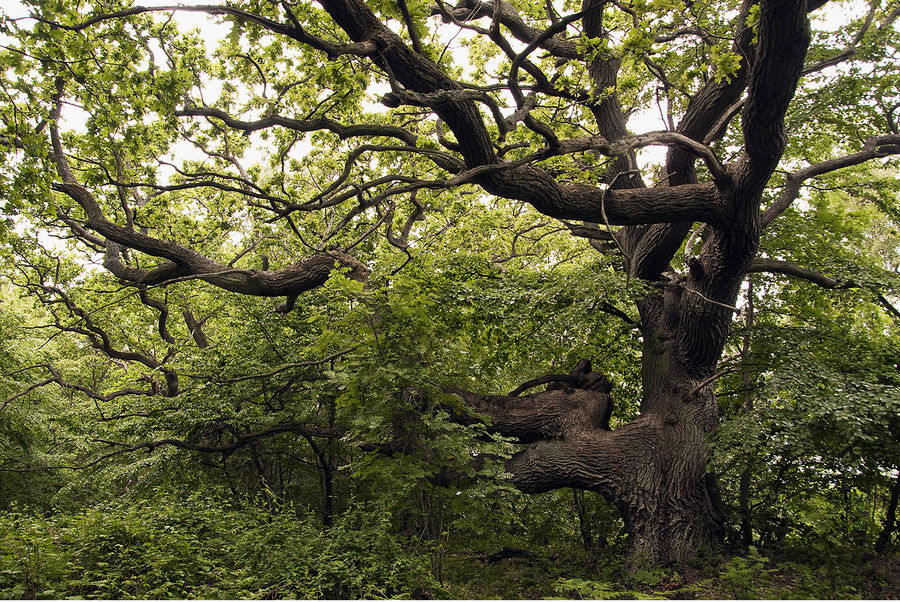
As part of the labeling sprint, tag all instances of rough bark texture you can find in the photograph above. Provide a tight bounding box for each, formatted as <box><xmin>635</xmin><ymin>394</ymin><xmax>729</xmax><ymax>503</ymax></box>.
<box><xmin>449</xmin><ymin>356</ymin><xmax>724</xmax><ymax>564</ymax></box>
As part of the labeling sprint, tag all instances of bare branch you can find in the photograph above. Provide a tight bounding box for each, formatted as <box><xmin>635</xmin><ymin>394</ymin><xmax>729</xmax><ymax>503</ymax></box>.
<box><xmin>748</xmin><ymin>257</ymin><xmax>900</xmax><ymax>321</ymax></box>
<box><xmin>685</xmin><ymin>366</ymin><xmax>741</xmax><ymax>399</ymax></box>
<box><xmin>507</xmin><ymin>10</ymin><xmax>584</xmax><ymax>107</ymax></box>
<box><xmin>31</xmin><ymin>5</ymin><xmax>378</xmax><ymax>59</ymax></box>
<box><xmin>802</xmin><ymin>1</ymin><xmax>878</xmax><ymax>75</ymax></box>
<box><xmin>176</xmin><ymin>106</ymin><xmax>420</xmax><ymax>146</ymax></box>
<box><xmin>748</xmin><ymin>257</ymin><xmax>852</xmax><ymax>289</ymax></box>
<box><xmin>761</xmin><ymin>134</ymin><xmax>900</xmax><ymax>226</ymax></box>
<box><xmin>1</xmin><ymin>378</ymin><xmax>57</xmax><ymax>414</ymax></box>
<box><xmin>433</xmin><ymin>0</ymin><xmax>579</xmax><ymax>59</ymax></box>
<box><xmin>182</xmin><ymin>348</ymin><xmax>356</xmax><ymax>383</ymax></box>
<box><xmin>0</xmin><ymin>420</ymin><xmax>407</xmax><ymax>473</ymax></box>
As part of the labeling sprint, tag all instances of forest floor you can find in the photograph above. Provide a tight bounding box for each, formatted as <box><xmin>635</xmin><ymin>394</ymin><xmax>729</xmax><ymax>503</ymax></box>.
<box><xmin>439</xmin><ymin>544</ymin><xmax>900</xmax><ymax>599</ymax></box>
<box><xmin>2</xmin><ymin>498</ymin><xmax>897</xmax><ymax>599</ymax></box>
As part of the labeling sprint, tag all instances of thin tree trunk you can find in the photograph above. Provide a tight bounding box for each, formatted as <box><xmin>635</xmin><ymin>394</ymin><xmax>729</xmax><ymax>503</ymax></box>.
<box><xmin>322</xmin><ymin>460</ymin><xmax>335</xmax><ymax>528</ymax></box>
<box><xmin>305</xmin><ymin>435</ymin><xmax>335</xmax><ymax>527</ymax></box>
<box><xmin>740</xmin><ymin>280</ymin><xmax>755</xmax><ymax>547</ymax></box>
<box><xmin>875</xmin><ymin>472</ymin><xmax>900</xmax><ymax>553</ymax></box>
<box><xmin>573</xmin><ymin>488</ymin><xmax>594</xmax><ymax>551</ymax></box>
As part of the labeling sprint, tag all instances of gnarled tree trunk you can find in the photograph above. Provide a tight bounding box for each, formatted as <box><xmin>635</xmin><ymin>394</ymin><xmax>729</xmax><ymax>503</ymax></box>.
<box><xmin>452</xmin><ymin>286</ymin><xmax>736</xmax><ymax>564</ymax></box>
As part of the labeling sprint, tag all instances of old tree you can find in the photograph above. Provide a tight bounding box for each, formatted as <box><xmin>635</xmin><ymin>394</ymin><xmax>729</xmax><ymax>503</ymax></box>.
<box><xmin>1</xmin><ymin>0</ymin><xmax>899</xmax><ymax>566</ymax></box>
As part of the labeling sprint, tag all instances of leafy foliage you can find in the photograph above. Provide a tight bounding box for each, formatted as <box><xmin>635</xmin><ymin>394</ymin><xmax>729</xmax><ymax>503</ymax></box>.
<box><xmin>0</xmin><ymin>494</ymin><xmax>443</xmax><ymax>599</ymax></box>
<box><xmin>0</xmin><ymin>0</ymin><xmax>899</xmax><ymax>592</ymax></box>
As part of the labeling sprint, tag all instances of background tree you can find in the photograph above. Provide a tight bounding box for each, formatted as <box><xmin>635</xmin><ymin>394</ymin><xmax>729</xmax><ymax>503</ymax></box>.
<box><xmin>0</xmin><ymin>0</ymin><xmax>899</xmax><ymax>568</ymax></box>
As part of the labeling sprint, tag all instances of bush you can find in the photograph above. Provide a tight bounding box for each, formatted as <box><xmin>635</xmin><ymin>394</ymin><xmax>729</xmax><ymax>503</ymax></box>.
<box><xmin>0</xmin><ymin>494</ymin><xmax>443</xmax><ymax>599</ymax></box>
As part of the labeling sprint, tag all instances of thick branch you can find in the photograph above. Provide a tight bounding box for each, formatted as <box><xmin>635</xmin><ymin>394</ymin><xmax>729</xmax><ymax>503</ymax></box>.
<box><xmin>448</xmin><ymin>359</ymin><xmax>614</xmax><ymax>441</ymax></box>
<box><xmin>53</xmin><ymin>181</ymin><xmax>370</xmax><ymax>296</ymax></box>
<box><xmin>761</xmin><ymin>134</ymin><xmax>900</xmax><ymax>226</ymax></box>
<box><xmin>49</xmin><ymin>93</ymin><xmax>369</xmax><ymax>298</ymax></box>
<box><xmin>748</xmin><ymin>258</ymin><xmax>850</xmax><ymax>288</ymax></box>
<box><xmin>479</xmin><ymin>166</ymin><xmax>722</xmax><ymax>225</ymax></box>
<box><xmin>738</xmin><ymin>1</ymin><xmax>811</xmax><ymax>194</ymax></box>
<box><xmin>449</xmin><ymin>386</ymin><xmax>612</xmax><ymax>442</ymax></box>
<box><xmin>313</xmin><ymin>0</ymin><xmax>710</xmax><ymax>230</ymax></box>
<box><xmin>504</xmin><ymin>430</ymin><xmax>627</xmax><ymax>494</ymax></box>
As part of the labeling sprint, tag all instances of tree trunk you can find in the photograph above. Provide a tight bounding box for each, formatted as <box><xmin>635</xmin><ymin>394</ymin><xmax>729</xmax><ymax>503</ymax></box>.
<box><xmin>573</xmin><ymin>489</ymin><xmax>594</xmax><ymax>551</ymax></box>
<box><xmin>305</xmin><ymin>435</ymin><xmax>335</xmax><ymax>527</ymax></box>
<box><xmin>611</xmin><ymin>388</ymin><xmax>723</xmax><ymax>565</ymax></box>
<box><xmin>739</xmin><ymin>281</ymin><xmax>755</xmax><ymax>547</ymax></box>
<box><xmin>500</xmin><ymin>407</ymin><xmax>722</xmax><ymax>565</ymax></box>
<box><xmin>739</xmin><ymin>468</ymin><xmax>753</xmax><ymax>547</ymax></box>
<box><xmin>875</xmin><ymin>472</ymin><xmax>900</xmax><ymax>553</ymax></box>
<box><xmin>322</xmin><ymin>459</ymin><xmax>335</xmax><ymax>528</ymax></box>
<box><xmin>453</xmin><ymin>313</ymin><xmax>728</xmax><ymax>565</ymax></box>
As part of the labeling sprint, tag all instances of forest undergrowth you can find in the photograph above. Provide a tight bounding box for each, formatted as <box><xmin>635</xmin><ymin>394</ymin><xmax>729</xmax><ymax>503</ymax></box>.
<box><xmin>1</xmin><ymin>494</ymin><xmax>897</xmax><ymax>600</ymax></box>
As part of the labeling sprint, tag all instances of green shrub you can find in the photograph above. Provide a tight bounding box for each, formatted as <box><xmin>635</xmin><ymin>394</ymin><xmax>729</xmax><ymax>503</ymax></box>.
<box><xmin>0</xmin><ymin>495</ymin><xmax>442</xmax><ymax>599</ymax></box>
<box><xmin>716</xmin><ymin>546</ymin><xmax>774</xmax><ymax>599</ymax></box>
<box><xmin>553</xmin><ymin>577</ymin><xmax>666</xmax><ymax>600</ymax></box>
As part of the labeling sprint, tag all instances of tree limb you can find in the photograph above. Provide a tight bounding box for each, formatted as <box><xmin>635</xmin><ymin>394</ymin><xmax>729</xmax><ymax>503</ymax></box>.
<box><xmin>761</xmin><ymin>134</ymin><xmax>900</xmax><ymax>227</ymax></box>
<box><xmin>176</xmin><ymin>106</ymin><xmax>420</xmax><ymax>146</ymax></box>
<box><xmin>738</xmin><ymin>1</ymin><xmax>811</xmax><ymax>197</ymax></box>
<box><xmin>32</xmin><ymin>5</ymin><xmax>378</xmax><ymax>59</ymax></box>
<box><xmin>801</xmin><ymin>0</ymin><xmax>881</xmax><ymax>75</ymax></box>
<box><xmin>749</xmin><ymin>258</ymin><xmax>900</xmax><ymax>322</ymax></box>
<box><xmin>748</xmin><ymin>257</ymin><xmax>852</xmax><ymax>288</ymax></box>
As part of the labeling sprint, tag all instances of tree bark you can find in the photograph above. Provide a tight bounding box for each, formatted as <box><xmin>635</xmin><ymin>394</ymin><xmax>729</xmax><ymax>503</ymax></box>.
<box><xmin>740</xmin><ymin>281</ymin><xmax>755</xmax><ymax>547</ymax></box>
<box><xmin>453</xmin><ymin>352</ymin><xmax>725</xmax><ymax>565</ymax></box>
<box><xmin>875</xmin><ymin>472</ymin><xmax>900</xmax><ymax>553</ymax></box>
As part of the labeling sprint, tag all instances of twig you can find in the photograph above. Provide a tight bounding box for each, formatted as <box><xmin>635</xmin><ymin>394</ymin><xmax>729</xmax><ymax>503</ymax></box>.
<box><xmin>600</xmin><ymin>170</ymin><xmax>639</xmax><ymax>281</ymax></box>
<box><xmin>181</xmin><ymin>348</ymin><xmax>357</xmax><ymax>383</ymax></box>
<box><xmin>683</xmin><ymin>287</ymin><xmax>740</xmax><ymax>312</ymax></box>
<box><xmin>685</xmin><ymin>366</ymin><xmax>741</xmax><ymax>398</ymax></box>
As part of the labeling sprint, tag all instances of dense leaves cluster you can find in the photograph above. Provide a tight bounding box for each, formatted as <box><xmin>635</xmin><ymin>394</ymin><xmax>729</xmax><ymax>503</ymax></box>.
<box><xmin>0</xmin><ymin>495</ymin><xmax>442</xmax><ymax>599</ymax></box>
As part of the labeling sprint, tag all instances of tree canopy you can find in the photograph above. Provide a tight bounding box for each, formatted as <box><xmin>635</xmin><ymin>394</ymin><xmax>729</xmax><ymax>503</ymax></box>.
<box><xmin>1</xmin><ymin>0</ymin><xmax>899</xmax><ymax>587</ymax></box>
